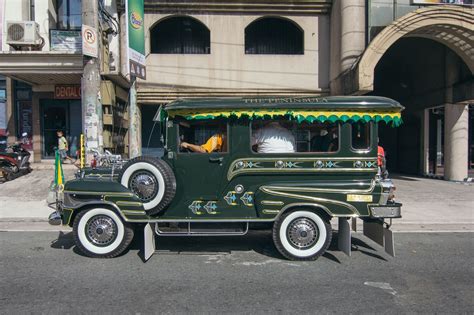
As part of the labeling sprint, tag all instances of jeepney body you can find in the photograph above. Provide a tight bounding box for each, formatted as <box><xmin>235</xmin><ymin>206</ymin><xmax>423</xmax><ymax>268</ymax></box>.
<box><xmin>51</xmin><ymin>96</ymin><xmax>403</xmax><ymax>259</ymax></box>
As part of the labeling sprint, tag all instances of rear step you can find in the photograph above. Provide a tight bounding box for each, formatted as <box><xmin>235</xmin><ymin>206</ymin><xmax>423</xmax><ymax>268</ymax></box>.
<box><xmin>155</xmin><ymin>222</ymin><xmax>249</xmax><ymax>236</ymax></box>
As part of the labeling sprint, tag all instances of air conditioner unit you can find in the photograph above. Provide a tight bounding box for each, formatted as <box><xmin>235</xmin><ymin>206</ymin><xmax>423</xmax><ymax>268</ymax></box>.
<box><xmin>6</xmin><ymin>21</ymin><xmax>41</xmax><ymax>46</ymax></box>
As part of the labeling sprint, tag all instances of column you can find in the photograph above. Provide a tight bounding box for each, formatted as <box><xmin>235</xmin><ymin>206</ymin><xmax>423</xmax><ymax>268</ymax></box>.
<box><xmin>444</xmin><ymin>104</ymin><xmax>469</xmax><ymax>181</ymax></box>
<box><xmin>128</xmin><ymin>81</ymin><xmax>141</xmax><ymax>158</ymax></box>
<box><xmin>340</xmin><ymin>0</ymin><xmax>366</xmax><ymax>72</ymax></box>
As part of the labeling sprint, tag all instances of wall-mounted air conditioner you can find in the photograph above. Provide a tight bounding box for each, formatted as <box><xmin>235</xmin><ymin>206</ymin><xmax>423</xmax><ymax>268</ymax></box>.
<box><xmin>6</xmin><ymin>21</ymin><xmax>42</xmax><ymax>46</ymax></box>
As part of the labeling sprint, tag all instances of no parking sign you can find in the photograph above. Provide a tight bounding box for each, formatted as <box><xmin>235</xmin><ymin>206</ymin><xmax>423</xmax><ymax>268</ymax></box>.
<box><xmin>82</xmin><ymin>25</ymin><xmax>98</xmax><ymax>58</ymax></box>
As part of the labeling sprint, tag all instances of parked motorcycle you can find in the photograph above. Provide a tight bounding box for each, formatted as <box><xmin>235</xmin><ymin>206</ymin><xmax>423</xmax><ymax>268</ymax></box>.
<box><xmin>0</xmin><ymin>133</ymin><xmax>32</xmax><ymax>181</ymax></box>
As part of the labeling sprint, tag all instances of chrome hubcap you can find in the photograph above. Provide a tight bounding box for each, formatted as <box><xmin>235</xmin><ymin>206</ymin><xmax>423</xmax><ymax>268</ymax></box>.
<box><xmin>86</xmin><ymin>215</ymin><xmax>117</xmax><ymax>247</ymax></box>
<box><xmin>129</xmin><ymin>171</ymin><xmax>158</xmax><ymax>202</ymax></box>
<box><xmin>286</xmin><ymin>218</ymin><xmax>319</xmax><ymax>249</ymax></box>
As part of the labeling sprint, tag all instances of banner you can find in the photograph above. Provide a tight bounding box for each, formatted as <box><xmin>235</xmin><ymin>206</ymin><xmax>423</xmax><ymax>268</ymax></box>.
<box><xmin>125</xmin><ymin>0</ymin><xmax>146</xmax><ymax>79</ymax></box>
<box><xmin>50</xmin><ymin>30</ymin><xmax>82</xmax><ymax>52</ymax></box>
<box><xmin>0</xmin><ymin>0</ymin><xmax>3</xmax><ymax>50</ymax></box>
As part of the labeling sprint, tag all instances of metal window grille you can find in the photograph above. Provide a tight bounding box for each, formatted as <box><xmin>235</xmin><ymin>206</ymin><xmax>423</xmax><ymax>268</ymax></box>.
<box><xmin>150</xmin><ymin>17</ymin><xmax>211</xmax><ymax>54</ymax></box>
<box><xmin>245</xmin><ymin>17</ymin><xmax>304</xmax><ymax>55</ymax></box>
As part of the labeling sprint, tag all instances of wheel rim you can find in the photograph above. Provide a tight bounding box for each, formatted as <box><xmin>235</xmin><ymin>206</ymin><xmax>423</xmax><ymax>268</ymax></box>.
<box><xmin>85</xmin><ymin>215</ymin><xmax>118</xmax><ymax>247</ymax></box>
<box><xmin>286</xmin><ymin>217</ymin><xmax>319</xmax><ymax>250</ymax></box>
<box><xmin>129</xmin><ymin>171</ymin><xmax>159</xmax><ymax>202</ymax></box>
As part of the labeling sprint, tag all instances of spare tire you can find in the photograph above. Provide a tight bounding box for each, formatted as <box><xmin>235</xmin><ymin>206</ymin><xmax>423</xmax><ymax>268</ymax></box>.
<box><xmin>119</xmin><ymin>156</ymin><xmax>176</xmax><ymax>216</ymax></box>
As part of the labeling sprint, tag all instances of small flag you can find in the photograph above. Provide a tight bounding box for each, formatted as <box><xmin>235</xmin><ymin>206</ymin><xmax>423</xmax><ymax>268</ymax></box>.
<box><xmin>54</xmin><ymin>150</ymin><xmax>64</xmax><ymax>188</ymax></box>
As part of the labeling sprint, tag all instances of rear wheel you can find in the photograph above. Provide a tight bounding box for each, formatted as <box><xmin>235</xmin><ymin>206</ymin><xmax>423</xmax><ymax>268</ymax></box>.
<box><xmin>273</xmin><ymin>210</ymin><xmax>332</xmax><ymax>261</ymax></box>
<box><xmin>73</xmin><ymin>207</ymin><xmax>134</xmax><ymax>258</ymax></box>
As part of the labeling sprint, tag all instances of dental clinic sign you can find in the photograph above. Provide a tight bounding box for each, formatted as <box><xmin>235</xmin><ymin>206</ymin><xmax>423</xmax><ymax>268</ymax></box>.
<box><xmin>126</xmin><ymin>0</ymin><xmax>146</xmax><ymax>80</ymax></box>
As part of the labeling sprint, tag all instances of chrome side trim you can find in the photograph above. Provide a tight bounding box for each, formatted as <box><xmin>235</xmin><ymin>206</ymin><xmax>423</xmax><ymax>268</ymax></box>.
<box><xmin>261</xmin><ymin>200</ymin><xmax>284</xmax><ymax>206</ymax></box>
<box><xmin>261</xmin><ymin>180</ymin><xmax>376</xmax><ymax>194</ymax></box>
<box><xmin>227</xmin><ymin>157</ymin><xmax>378</xmax><ymax>180</ymax></box>
<box><xmin>260</xmin><ymin>186</ymin><xmax>360</xmax><ymax>215</ymax></box>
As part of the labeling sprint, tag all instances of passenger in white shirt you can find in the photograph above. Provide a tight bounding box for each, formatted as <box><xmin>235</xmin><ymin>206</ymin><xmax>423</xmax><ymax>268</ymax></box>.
<box><xmin>252</xmin><ymin>121</ymin><xmax>296</xmax><ymax>153</ymax></box>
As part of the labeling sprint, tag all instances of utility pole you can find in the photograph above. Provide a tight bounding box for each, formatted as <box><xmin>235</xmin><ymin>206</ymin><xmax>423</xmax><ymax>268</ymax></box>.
<box><xmin>82</xmin><ymin>0</ymin><xmax>103</xmax><ymax>162</ymax></box>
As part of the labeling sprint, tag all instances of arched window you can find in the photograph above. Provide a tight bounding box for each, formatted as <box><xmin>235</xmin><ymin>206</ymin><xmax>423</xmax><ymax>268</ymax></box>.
<box><xmin>150</xmin><ymin>16</ymin><xmax>210</xmax><ymax>54</ymax></box>
<box><xmin>245</xmin><ymin>17</ymin><xmax>304</xmax><ymax>55</ymax></box>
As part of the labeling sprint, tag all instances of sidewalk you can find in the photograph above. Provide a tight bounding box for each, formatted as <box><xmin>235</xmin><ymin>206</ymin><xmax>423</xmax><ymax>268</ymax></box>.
<box><xmin>0</xmin><ymin>169</ymin><xmax>472</xmax><ymax>231</ymax></box>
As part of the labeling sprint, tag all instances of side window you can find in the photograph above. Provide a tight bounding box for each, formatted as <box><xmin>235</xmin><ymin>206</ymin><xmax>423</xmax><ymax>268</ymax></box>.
<box><xmin>352</xmin><ymin>122</ymin><xmax>371</xmax><ymax>150</ymax></box>
<box><xmin>178</xmin><ymin>119</ymin><xmax>228</xmax><ymax>153</ymax></box>
<box><xmin>251</xmin><ymin>120</ymin><xmax>339</xmax><ymax>153</ymax></box>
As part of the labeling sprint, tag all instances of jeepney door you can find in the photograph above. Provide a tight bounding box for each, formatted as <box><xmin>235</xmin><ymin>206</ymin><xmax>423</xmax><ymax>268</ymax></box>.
<box><xmin>172</xmin><ymin>119</ymin><xmax>230</xmax><ymax>216</ymax></box>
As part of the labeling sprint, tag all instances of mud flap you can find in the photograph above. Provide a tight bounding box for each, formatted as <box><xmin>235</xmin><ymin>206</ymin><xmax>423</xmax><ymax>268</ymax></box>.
<box><xmin>338</xmin><ymin>217</ymin><xmax>351</xmax><ymax>256</ymax></box>
<box><xmin>144</xmin><ymin>223</ymin><xmax>156</xmax><ymax>261</ymax></box>
<box><xmin>384</xmin><ymin>227</ymin><xmax>395</xmax><ymax>257</ymax></box>
<box><xmin>363</xmin><ymin>220</ymin><xmax>396</xmax><ymax>257</ymax></box>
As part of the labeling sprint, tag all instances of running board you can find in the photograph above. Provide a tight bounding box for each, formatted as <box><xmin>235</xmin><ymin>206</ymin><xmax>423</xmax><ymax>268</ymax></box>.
<box><xmin>155</xmin><ymin>222</ymin><xmax>249</xmax><ymax>236</ymax></box>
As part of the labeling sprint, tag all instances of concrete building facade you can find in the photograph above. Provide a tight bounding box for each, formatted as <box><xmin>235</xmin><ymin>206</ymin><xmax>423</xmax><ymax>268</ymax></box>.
<box><xmin>0</xmin><ymin>0</ymin><xmax>472</xmax><ymax>180</ymax></box>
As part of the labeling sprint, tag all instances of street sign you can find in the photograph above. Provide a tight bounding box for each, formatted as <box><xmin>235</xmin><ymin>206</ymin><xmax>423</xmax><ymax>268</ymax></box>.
<box><xmin>125</xmin><ymin>0</ymin><xmax>146</xmax><ymax>80</ymax></box>
<box><xmin>82</xmin><ymin>25</ymin><xmax>98</xmax><ymax>58</ymax></box>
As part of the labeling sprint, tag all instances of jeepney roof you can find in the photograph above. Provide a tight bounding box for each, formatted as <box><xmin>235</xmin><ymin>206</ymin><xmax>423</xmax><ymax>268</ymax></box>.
<box><xmin>165</xmin><ymin>96</ymin><xmax>404</xmax><ymax>112</ymax></box>
<box><xmin>163</xmin><ymin>96</ymin><xmax>404</xmax><ymax>126</ymax></box>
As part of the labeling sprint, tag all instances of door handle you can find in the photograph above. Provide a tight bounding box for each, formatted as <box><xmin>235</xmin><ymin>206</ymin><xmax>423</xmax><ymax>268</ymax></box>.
<box><xmin>209</xmin><ymin>157</ymin><xmax>224</xmax><ymax>163</ymax></box>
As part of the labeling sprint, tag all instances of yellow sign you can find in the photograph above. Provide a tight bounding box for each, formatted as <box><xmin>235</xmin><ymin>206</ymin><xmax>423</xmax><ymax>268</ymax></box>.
<box><xmin>347</xmin><ymin>194</ymin><xmax>373</xmax><ymax>202</ymax></box>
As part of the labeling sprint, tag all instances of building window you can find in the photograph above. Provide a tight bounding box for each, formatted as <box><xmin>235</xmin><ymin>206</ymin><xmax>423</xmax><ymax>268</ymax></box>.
<box><xmin>245</xmin><ymin>17</ymin><xmax>304</xmax><ymax>55</ymax></box>
<box><xmin>150</xmin><ymin>16</ymin><xmax>210</xmax><ymax>54</ymax></box>
<box><xmin>56</xmin><ymin>0</ymin><xmax>82</xmax><ymax>30</ymax></box>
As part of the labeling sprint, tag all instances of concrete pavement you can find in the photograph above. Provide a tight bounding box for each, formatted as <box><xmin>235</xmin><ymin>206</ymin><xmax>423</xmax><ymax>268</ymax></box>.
<box><xmin>0</xmin><ymin>169</ymin><xmax>472</xmax><ymax>231</ymax></box>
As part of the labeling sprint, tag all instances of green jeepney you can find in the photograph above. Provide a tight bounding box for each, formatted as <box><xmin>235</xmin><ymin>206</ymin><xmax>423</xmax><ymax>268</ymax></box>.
<box><xmin>49</xmin><ymin>96</ymin><xmax>403</xmax><ymax>261</ymax></box>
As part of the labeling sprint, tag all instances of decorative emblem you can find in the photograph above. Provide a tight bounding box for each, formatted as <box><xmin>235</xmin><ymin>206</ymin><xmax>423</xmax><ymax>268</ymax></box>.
<box><xmin>189</xmin><ymin>201</ymin><xmax>204</xmax><ymax>214</ymax></box>
<box><xmin>314</xmin><ymin>160</ymin><xmax>338</xmax><ymax>168</ymax></box>
<box><xmin>354</xmin><ymin>161</ymin><xmax>363</xmax><ymax>168</ymax></box>
<box><xmin>315</xmin><ymin>160</ymin><xmax>324</xmax><ymax>168</ymax></box>
<box><xmin>235</xmin><ymin>161</ymin><xmax>261</xmax><ymax>170</ymax></box>
<box><xmin>364</xmin><ymin>161</ymin><xmax>377</xmax><ymax>168</ymax></box>
<box><xmin>224</xmin><ymin>191</ymin><xmax>238</xmax><ymax>205</ymax></box>
<box><xmin>204</xmin><ymin>201</ymin><xmax>218</xmax><ymax>214</ymax></box>
<box><xmin>240</xmin><ymin>192</ymin><xmax>254</xmax><ymax>207</ymax></box>
<box><xmin>235</xmin><ymin>185</ymin><xmax>244</xmax><ymax>194</ymax></box>
<box><xmin>275</xmin><ymin>161</ymin><xmax>300</xmax><ymax>168</ymax></box>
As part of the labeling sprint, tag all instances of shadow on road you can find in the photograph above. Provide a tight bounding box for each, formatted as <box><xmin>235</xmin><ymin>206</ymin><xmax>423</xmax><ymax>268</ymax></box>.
<box><xmin>49</xmin><ymin>229</ymin><xmax>388</xmax><ymax>262</ymax></box>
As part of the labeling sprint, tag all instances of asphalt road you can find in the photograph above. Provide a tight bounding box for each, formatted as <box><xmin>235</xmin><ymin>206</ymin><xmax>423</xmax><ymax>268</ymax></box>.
<box><xmin>1</xmin><ymin>231</ymin><xmax>473</xmax><ymax>314</ymax></box>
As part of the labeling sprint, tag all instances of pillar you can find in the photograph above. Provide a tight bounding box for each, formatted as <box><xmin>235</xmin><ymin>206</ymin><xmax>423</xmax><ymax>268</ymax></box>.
<box><xmin>128</xmin><ymin>81</ymin><xmax>141</xmax><ymax>158</ymax></box>
<box><xmin>340</xmin><ymin>0</ymin><xmax>366</xmax><ymax>72</ymax></box>
<box><xmin>5</xmin><ymin>78</ymin><xmax>15</xmax><ymax>144</ymax></box>
<box><xmin>444</xmin><ymin>104</ymin><xmax>469</xmax><ymax>181</ymax></box>
<box><xmin>443</xmin><ymin>49</ymin><xmax>468</xmax><ymax>181</ymax></box>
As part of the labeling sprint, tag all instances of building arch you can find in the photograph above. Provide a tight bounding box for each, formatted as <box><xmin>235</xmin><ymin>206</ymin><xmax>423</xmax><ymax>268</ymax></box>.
<box><xmin>244</xmin><ymin>16</ymin><xmax>304</xmax><ymax>55</ymax></box>
<box><xmin>150</xmin><ymin>15</ymin><xmax>211</xmax><ymax>54</ymax></box>
<box><xmin>349</xmin><ymin>6</ymin><xmax>473</xmax><ymax>94</ymax></box>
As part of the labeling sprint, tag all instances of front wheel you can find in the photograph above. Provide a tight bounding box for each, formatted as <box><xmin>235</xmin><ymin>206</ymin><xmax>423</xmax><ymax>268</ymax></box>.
<box><xmin>73</xmin><ymin>207</ymin><xmax>134</xmax><ymax>258</ymax></box>
<box><xmin>272</xmin><ymin>210</ymin><xmax>332</xmax><ymax>261</ymax></box>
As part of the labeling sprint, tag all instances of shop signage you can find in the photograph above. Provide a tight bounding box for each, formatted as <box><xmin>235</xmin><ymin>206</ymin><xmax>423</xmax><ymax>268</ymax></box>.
<box><xmin>50</xmin><ymin>30</ymin><xmax>82</xmax><ymax>52</ymax></box>
<box><xmin>82</xmin><ymin>25</ymin><xmax>98</xmax><ymax>58</ymax></box>
<box><xmin>125</xmin><ymin>0</ymin><xmax>146</xmax><ymax>79</ymax></box>
<box><xmin>411</xmin><ymin>0</ymin><xmax>471</xmax><ymax>4</ymax></box>
<box><xmin>55</xmin><ymin>85</ymin><xmax>81</xmax><ymax>99</ymax></box>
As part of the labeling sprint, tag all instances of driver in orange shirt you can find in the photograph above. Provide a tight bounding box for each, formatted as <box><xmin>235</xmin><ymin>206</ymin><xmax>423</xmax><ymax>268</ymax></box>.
<box><xmin>180</xmin><ymin>133</ymin><xmax>225</xmax><ymax>153</ymax></box>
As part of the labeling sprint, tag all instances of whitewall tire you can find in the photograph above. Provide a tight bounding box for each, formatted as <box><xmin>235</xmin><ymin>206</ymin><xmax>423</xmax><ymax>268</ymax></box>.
<box><xmin>119</xmin><ymin>156</ymin><xmax>176</xmax><ymax>216</ymax></box>
<box><xmin>273</xmin><ymin>210</ymin><xmax>332</xmax><ymax>261</ymax></box>
<box><xmin>73</xmin><ymin>207</ymin><xmax>134</xmax><ymax>258</ymax></box>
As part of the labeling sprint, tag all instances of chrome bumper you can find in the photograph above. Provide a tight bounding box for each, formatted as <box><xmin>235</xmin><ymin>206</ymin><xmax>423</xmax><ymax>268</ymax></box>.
<box><xmin>48</xmin><ymin>211</ymin><xmax>62</xmax><ymax>226</ymax></box>
<box><xmin>369</xmin><ymin>203</ymin><xmax>402</xmax><ymax>218</ymax></box>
